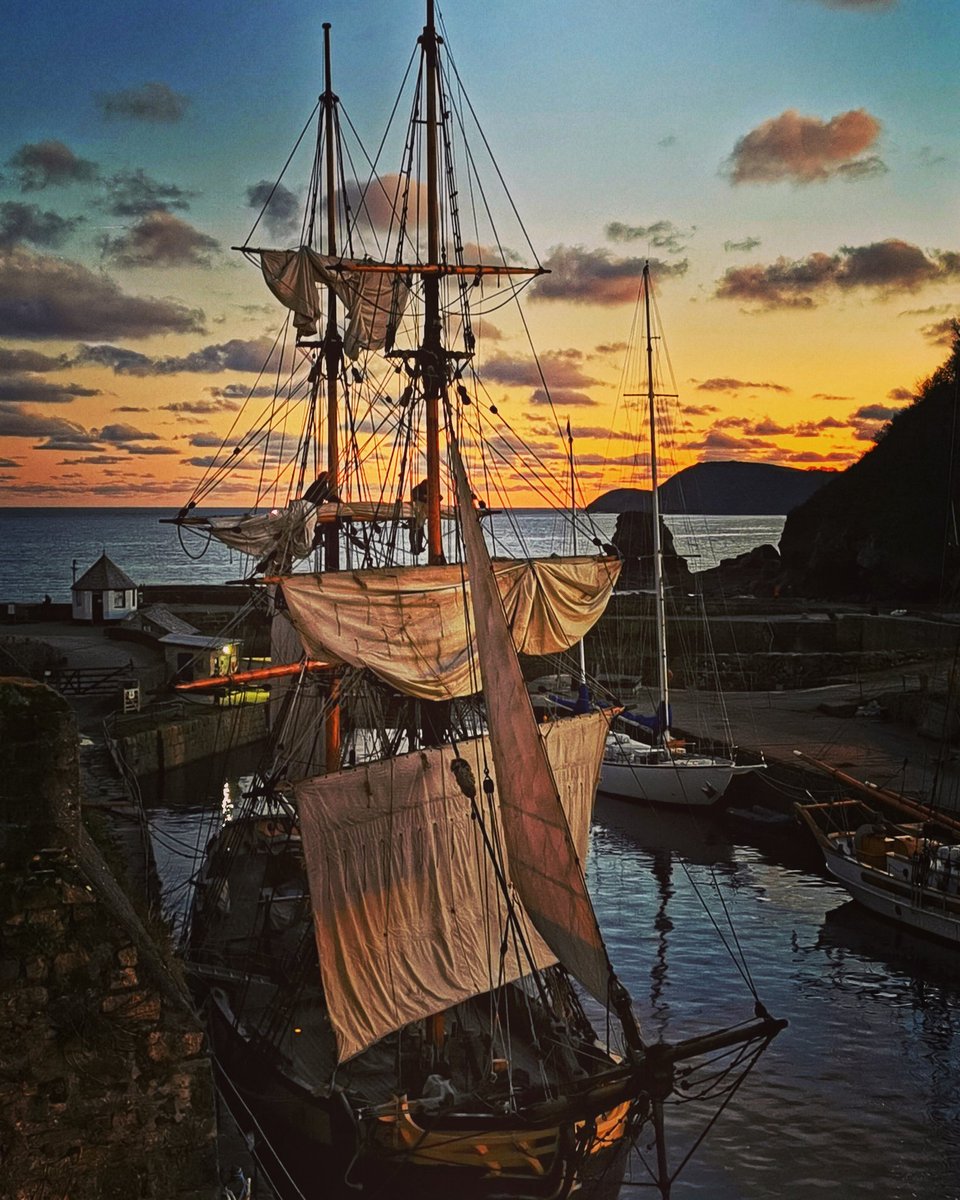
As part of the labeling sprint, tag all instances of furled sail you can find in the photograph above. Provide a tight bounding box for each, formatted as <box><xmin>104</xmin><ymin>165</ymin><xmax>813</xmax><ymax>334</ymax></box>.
<box><xmin>203</xmin><ymin>501</ymin><xmax>318</xmax><ymax>567</ymax></box>
<box><xmin>258</xmin><ymin>248</ymin><xmax>411</xmax><ymax>358</ymax></box>
<box><xmin>451</xmin><ymin>440</ymin><xmax>616</xmax><ymax>1006</ymax></box>
<box><xmin>294</xmin><ymin>713</ymin><xmax>607</xmax><ymax>1063</ymax></box>
<box><xmin>280</xmin><ymin>555</ymin><xmax>620</xmax><ymax>700</ymax></box>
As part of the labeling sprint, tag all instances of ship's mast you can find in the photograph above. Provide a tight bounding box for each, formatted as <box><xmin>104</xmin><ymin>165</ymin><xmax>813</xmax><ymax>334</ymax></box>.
<box><xmin>421</xmin><ymin>0</ymin><xmax>445</xmax><ymax>565</ymax></box>
<box><xmin>322</xmin><ymin>22</ymin><xmax>341</xmax><ymax>575</ymax></box>
<box><xmin>321</xmin><ymin>21</ymin><xmax>341</xmax><ymax>765</ymax></box>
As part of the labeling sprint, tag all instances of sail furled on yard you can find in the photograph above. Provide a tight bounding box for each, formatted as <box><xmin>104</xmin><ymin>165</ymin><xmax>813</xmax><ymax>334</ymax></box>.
<box><xmin>451</xmin><ymin>440</ymin><xmax>616</xmax><ymax>1006</ymax></box>
<box><xmin>280</xmin><ymin>556</ymin><xmax>619</xmax><ymax>700</ymax></box>
<box><xmin>204</xmin><ymin>501</ymin><xmax>318</xmax><ymax>567</ymax></box>
<box><xmin>258</xmin><ymin>248</ymin><xmax>411</xmax><ymax>358</ymax></box>
<box><xmin>294</xmin><ymin>715</ymin><xmax>606</xmax><ymax>1064</ymax></box>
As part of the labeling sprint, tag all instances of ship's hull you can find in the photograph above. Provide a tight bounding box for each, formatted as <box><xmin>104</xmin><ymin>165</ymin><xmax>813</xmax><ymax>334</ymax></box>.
<box><xmin>598</xmin><ymin>756</ymin><xmax>754</xmax><ymax>808</ymax></box>
<box><xmin>205</xmin><ymin>988</ymin><xmax>639</xmax><ymax>1200</ymax></box>
<box><xmin>821</xmin><ymin>846</ymin><xmax>960</xmax><ymax>946</ymax></box>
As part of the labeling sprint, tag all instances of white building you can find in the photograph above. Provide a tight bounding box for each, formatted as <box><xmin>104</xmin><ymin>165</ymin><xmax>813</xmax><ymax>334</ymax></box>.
<box><xmin>71</xmin><ymin>554</ymin><xmax>138</xmax><ymax>624</ymax></box>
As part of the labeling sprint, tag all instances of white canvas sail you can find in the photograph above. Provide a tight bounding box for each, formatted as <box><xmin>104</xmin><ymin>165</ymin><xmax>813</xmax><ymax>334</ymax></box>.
<box><xmin>205</xmin><ymin>501</ymin><xmax>318</xmax><ymax>566</ymax></box>
<box><xmin>451</xmin><ymin>441</ymin><xmax>616</xmax><ymax>1006</ymax></box>
<box><xmin>294</xmin><ymin>714</ymin><xmax>607</xmax><ymax>1064</ymax></box>
<box><xmin>258</xmin><ymin>248</ymin><xmax>411</xmax><ymax>357</ymax></box>
<box><xmin>280</xmin><ymin>556</ymin><xmax>620</xmax><ymax>700</ymax></box>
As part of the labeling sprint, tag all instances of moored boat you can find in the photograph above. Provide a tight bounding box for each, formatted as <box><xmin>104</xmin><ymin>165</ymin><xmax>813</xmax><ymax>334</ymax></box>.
<box><xmin>594</xmin><ymin>265</ymin><xmax>759</xmax><ymax>808</ymax></box>
<box><xmin>796</xmin><ymin>798</ymin><xmax>960</xmax><ymax>945</ymax></box>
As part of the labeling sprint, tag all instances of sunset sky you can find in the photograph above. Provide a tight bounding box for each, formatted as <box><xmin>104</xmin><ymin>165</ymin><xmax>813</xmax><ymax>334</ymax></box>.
<box><xmin>0</xmin><ymin>0</ymin><xmax>957</xmax><ymax>508</ymax></box>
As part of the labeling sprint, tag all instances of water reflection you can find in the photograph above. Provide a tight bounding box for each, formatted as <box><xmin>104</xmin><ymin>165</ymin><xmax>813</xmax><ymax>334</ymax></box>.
<box><xmin>145</xmin><ymin>765</ymin><xmax>960</xmax><ymax>1198</ymax></box>
<box><xmin>590</xmin><ymin>800</ymin><xmax>960</xmax><ymax>1199</ymax></box>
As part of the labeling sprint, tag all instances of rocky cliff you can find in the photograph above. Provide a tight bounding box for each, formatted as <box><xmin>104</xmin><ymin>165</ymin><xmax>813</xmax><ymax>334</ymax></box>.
<box><xmin>778</xmin><ymin>335</ymin><xmax>960</xmax><ymax>602</ymax></box>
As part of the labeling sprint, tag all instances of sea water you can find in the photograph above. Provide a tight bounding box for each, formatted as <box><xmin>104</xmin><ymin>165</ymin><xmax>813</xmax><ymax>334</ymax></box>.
<box><xmin>0</xmin><ymin>506</ymin><xmax>786</xmax><ymax>604</ymax></box>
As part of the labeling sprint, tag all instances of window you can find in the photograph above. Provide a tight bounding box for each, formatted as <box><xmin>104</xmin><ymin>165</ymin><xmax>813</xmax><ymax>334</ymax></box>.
<box><xmin>113</xmin><ymin>590</ymin><xmax>126</xmax><ymax>607</ymax></box>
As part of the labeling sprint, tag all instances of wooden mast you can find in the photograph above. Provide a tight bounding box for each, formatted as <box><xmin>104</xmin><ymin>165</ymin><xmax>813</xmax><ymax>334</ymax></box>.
<box><xmin>422</xmin><ymin>0</ymin><xmax>444</xmax><ymax>565</ymax></box>
<box><xmin>321</xmin><ymin>21</ymin><xmax>341</xmax><ymax>766</ymax></box>
<box><xmin>322</xmin><ymin>21</ymin><xmax>341</xmax><ymax>575</ymax></box>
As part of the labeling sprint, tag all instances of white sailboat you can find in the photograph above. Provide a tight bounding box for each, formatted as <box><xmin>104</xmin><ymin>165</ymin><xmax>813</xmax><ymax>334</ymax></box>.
<box><xmin>597</xmin><ymin>264</ymin><xmax>758</xmax><ymax>808</ymax></box>
<box><xmin>172</xmin><ymin>10</ymin><xmax>784</xmax><ymax>1198</ymax></box>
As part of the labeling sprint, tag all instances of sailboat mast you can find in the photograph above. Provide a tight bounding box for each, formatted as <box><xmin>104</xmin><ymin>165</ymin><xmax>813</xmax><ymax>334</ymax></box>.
<box><xmin>644</xmin><ymin>263</ymin><xmax>671</xmax><ymax>737</ymax></box>
<box><xmin>421</xmin><ymin>0</ymin><xmax>445</xmax><ymax>565</ymax></box>
<box><xmin>568</xmin><ymin>421</ymin><xmax>587</xmax><ymax>686</ymax></box>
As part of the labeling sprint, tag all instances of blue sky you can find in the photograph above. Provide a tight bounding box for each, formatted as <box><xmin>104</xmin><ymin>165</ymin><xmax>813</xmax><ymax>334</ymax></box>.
<box><xmin>0</xmin><ymin>0</ymin><xmax>957</xmax><ymax>503</ymax></box>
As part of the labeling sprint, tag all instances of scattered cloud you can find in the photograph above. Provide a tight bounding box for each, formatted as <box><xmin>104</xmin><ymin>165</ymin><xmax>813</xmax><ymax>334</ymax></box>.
<box><xmin>0</xmin><ymin>201</ymin><xmax>84</xmax><ymax>249</ymax></box>
<box><xmin>726</xmin><ymin>109</ymin><xmax>884</xmax><ymax>185</ymax></box>
<box><xmin>917</xmin><ymin>146</ymin><xmax>947</xmax><ymax>171</ymax></box>
<box><xmin>811</xmin><ymin>392</ymin><xmax>852</xmax><ymax>401</ymax></box>
<box><xmin>887</xmin><ymin>386</ymin><xmax>915</xmax><ymax>401</ymax></box>
<box><xmin>920</xmin><ymin>317</ymin><xmax>958</xmax><ymax>345</ymax></box>
<box><xmin>0</xmin><ymin>376</ymin><xmax>100</xmax><ymax>403</ymax></box>
<box><xmin>7</xmin><ymin>140</ymin><xmax>98</xmax><ymax>191</ymax></box>
<box><xmin>98</xmin><ymin>211</ymin><xmax>220</xmax><ymax>267</ymax></box>
<box><xmin>724</xmin><ymin>237</ymin><xmax>761</xmax><ymax>253</ymax></box>
<box><xmin>715</xmin><ymin>239</ymin><xmax>960</xmax><ymax>309</ymax></box>
<box><xmin>95</xmin><ymin>82</ymin><xmax>190</xmax><ymax>123</ymax></box>
<box><xmin>853</xmin><ymin>402</ymin><xmax>905</xmax><ymax>421</ymax></box>
<box><xmin>0</xmin><ymin>248</ymin><xmax>205</xmax><ymax>338</ymax></box>
<box><xmin>530</xmin><ymin>388</ymin><xmax>597</xmax><ymax>407</ymax></box>
<box><xmin>531</xmin><ymin>247</ymin><xmax>686</xmax><ymax>305</ymax></box>
<box><xmin>0</xmin><ymin>347</ymin><xmax>70</xmax><ymax>373</ymax></box>
<box><xmin>187</xmin><ymin>432</ymin><xmax>243</xmax><ymax>448</ymax></box>
<box><xmin>658</xmin><ymin>135</ymin><xmax>677</xmax><ymax>149</ymax></box>
<box><xmin>99</xmin><ymin>169</ymin><xmax>196</xmax><ymax>217</ymax></box>
<box><xmin>160</xmin><ymin>398</ymin><xmax>242</xmax><ymax>414</ymax></box>
<box><xmin>694</xmin><ymin>377</ymin><xmax>791</xmax><ymax>393</ymax></box>
<box><xmin>606</xmin><ymin>220</ymin><xmax>692</xmax><ymax>255</ymax></box>
<box><xmin>0</xmin><ymin>404</ymin><xmax>89</xmax><ymax>440</ymax></box>
<box><xmin>73</xmin><ymin>336</ymin><xmax>277</xmax><ymax>375</ymax></box>
<box><xmin>58</xmin><ymin>455</ymin><xmax>127</xmax><ymax>465</ymax></box>
<box><xmin>246</xmin><ymin>180</ymin><xmax>301</xmax><ymax>240</ymax></box>
<box><xmin>482</xmin><ymin>349</ymin><xmax>602</xmax><ymax>391</ymax></box>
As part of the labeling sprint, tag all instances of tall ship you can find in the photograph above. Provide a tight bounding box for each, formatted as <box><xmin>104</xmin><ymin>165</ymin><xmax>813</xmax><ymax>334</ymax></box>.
<box><xmin>171</xmin><ymin>6</ymin><xmax>786</xmax><ymax>1197</ymax></box>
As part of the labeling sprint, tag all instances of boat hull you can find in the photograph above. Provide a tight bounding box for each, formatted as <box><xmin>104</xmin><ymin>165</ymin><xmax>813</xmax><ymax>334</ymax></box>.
<box><xmin>598</xmin><ymin>758</ymin><xmax>754</xmax><ymax>808</ymax></box>
<box><xmin>822</xmin><ymin>849</ymin><xmax>960</xmax><ymax>946</ymax></box>
<box><xmin>204</xmin><ymin>989</ymin><xmax>639</xmax><ymax>1200</ymax></box>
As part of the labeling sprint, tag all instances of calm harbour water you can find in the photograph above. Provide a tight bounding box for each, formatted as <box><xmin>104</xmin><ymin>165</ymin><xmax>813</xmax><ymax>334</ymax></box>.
<box><xmin>0</xmin><ymin>506</ymin><xmax>785</xmax><ymax>604</ymax></box>
<box><xmin>144</xmin><ymin>774</ymin><xmax>960</xmax><ymax>1200</ymax></box>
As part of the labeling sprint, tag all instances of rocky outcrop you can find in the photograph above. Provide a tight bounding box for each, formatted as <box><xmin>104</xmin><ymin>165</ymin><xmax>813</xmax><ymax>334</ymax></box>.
<box><xmin>697</xmin><ymin>543</ymin><xmax>783</xmax><ymax>598</ymax></box>
<box><xmin>611</xmin><ymin>510</ymin><xmax>692</xmax><ymax>590</ymax></box>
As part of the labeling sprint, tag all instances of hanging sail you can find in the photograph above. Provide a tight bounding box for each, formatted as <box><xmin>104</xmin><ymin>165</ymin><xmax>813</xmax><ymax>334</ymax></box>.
<box><xmin>294</xmin><ymin>714</ymin><xmax>607</xmax><ymax>1063</ymax></box>
<box><xmin>279</xmin><ymin>555</ymin><xmax>620</xmax><ymax>700</ymax></box>
<box><xmin>203</xmin><ymin>501</ymin><xmax>318</xmax><ymax>567</ymax></box>
<box><xmin>451</xmin><ymin>440</ymin><xmax>615</xmax><ymax>1006</ymax></box>
<box><xmin>258</xmin><ymin>248</ymin><xmax>411</xmax><ymax>357</ymax></box>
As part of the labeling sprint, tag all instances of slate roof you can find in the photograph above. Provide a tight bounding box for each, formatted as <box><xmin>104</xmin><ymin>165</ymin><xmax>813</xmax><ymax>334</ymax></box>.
<box><xmin>124</xmin><ymin>603</ymin><xmax>198</xmax><ymax>636</ymax></box>
<box><xmin>158</xmin><ymin>633</ymin><xmax>239</xmax><ymax>650</ymax></box>
<box><xmin>72</xmin><ymin>553</ymin><xmax>138</xmax><ymax>592</ymax></box>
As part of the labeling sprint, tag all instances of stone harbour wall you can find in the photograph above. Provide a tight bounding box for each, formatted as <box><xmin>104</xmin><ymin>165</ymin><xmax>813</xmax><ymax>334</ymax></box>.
<box><xmin>108</xmin><ymin>700</ymin><xmax>268</xmax><ymax>777</ymax></box>
<box><xmin>0</xmin><ymin>678</ymin><xmax>219</xmax><ymax>1200</ymax></box>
